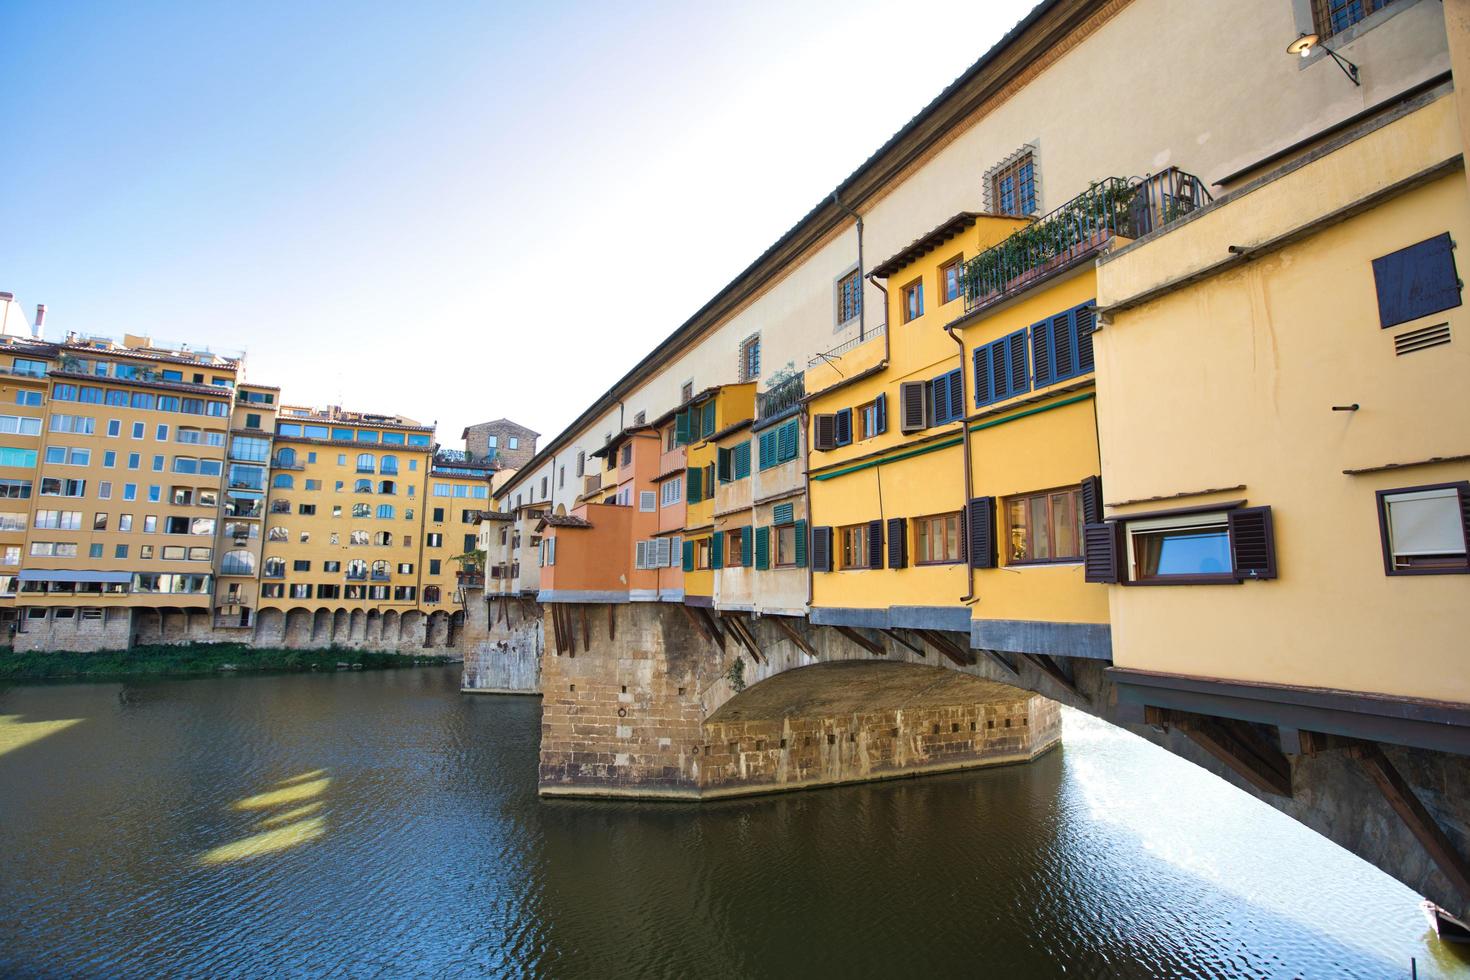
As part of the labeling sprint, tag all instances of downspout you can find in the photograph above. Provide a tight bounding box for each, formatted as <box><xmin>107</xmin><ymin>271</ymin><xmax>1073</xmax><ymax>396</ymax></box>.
<box><xmin>831</xmin><ymin>192</ymin><xmax>865</xmax><ymax>342</ymax></box>
<box><xmin>801</xmin><ymin>401</ymin><xmax>815</xmax><ymax>615</ymax></box>
<box><xmin>866</xmin><ymin>273</ymin><xmax>890</xmax><ymax>369</ymax></box>
<box><xmin>944</xmin><ymin>321</ymin><xmax>977</xmax><ymax>605</ymax></box>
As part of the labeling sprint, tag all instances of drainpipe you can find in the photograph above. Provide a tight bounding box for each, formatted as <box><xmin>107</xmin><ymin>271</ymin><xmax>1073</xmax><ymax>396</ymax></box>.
<box><xmin>866</xmin><ymin>273</ymin><xmax>890</xmax><ymax>371</ymax></box>
<box><xmin>801</xmin><ymin>401</ymin><xmax>815</xmax><ymax>615</ymax></box>
<box><xmin>944</xmin><ymin>321</ymin><xmax>977</xmax><ymax>605</ymax></box>
<box><xmin>831</xmin><ymin>192</ymin><xmax>865</xmax><ymax>342</ymax></box>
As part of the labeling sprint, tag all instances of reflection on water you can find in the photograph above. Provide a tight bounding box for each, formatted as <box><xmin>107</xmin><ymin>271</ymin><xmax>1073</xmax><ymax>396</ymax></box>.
<box><xmin>0</xmin><ymin>712</ymin><xmax>83</xmax><ymax>757</ymax></box>
<box><xmin>0</xmin><ymin>667</ymin><xmax>1464</xmax><ymax>978</ymax></box>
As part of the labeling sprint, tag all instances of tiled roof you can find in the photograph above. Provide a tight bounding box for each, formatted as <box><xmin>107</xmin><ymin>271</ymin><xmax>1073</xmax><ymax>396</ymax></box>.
<box><xmin>870</xmin><ymin>212</ymin><xmax>986</xmax><ymax>278</ymax></box>
<box><xmin>537</xmin><ymin>514</ymin><xmax>592</xmax><ymax>530</ymax></box>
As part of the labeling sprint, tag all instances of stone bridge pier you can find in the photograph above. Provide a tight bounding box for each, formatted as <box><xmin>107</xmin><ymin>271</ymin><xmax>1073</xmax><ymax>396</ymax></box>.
<box><xmin>533</xmin><ymin>601</ymin><xmax>1470</xmax><ymax>921</ymax></box>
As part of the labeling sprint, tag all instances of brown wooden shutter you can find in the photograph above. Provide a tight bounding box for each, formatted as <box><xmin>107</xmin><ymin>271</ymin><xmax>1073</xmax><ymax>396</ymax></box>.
<box><xmin>1229</xmin><ymin>506</ymin><xmax>1277</xmax><ymax>580</ymax></box>
<box><xmin>811</xmin><ymin>525</ymin><xmax>833</xmax><ymax>572</ymax></box>
<box><xmin>1080</xmin><ymin>475</ymin><xmax>1103</xmax><ymax>525</ymax></box>
<box><xmin>886</xmin><ymin>517</ymin><xmax>907</xmax><ymax>569</ymax></box>
<box><xmin>1460</xmin><ymin>486</ymin><xmax>1470</xmax><ymax>552</ymax></box>
<box><xmin>899</xmin><ymin>381</ymin><xmax>927</xmax><ymax>433</ymax></box>
<box><xmin>866</xmin><ymin>518</ymin><xmax>884</xmax><ymax>569</ymax></box>
<box><xmin>966</xmin><ymin>497</ymin><xmax>996</xmax><ymax>569</ymax></box>
<box><xmin>814</xmin><ymin>414</ymin><xmax>836</xmax><ymax>451</ymax></box>
<box><xmin>1083</xmin><ymin>522</ymin><xmax>1124</xmax><ymax>583</ymax></box>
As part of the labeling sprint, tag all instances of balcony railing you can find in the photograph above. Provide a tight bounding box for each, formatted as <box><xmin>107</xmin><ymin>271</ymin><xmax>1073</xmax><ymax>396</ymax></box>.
<box><xmin>757</xmin><ymin>372</ymin><xmax>805</xmax><ymax>420</ymax></box>
<box><xmin>807</xmin><ymin>323</ymin><xmax>885</xmax><ymax>369</ymax></box>
<box><xmin>960</xmin><ymin>168</ymin><xmax>1211</xmax><ymax>313</ymax></box>
<box><xmin>271</xmin><ymin>458</ymin><xmax>304</xmax><ymax>471</ymax></box>
<box><xmin>458</xmin><ymin>573</ymin><xmax>485</xmax><ymax>589</ymax></box>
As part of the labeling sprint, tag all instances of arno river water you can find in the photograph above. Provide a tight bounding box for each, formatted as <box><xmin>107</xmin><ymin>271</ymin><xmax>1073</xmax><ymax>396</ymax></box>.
<box><xmin>1</xmin><ymin>666</ymin><xmax>1466</xmax><ymax>978</ymax></box>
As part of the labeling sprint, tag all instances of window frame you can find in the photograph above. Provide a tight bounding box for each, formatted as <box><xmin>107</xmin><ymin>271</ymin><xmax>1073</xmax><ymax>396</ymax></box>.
<box><xmin>938</xmin><ymin>254</ymin><xmax>964</xmax><ymax>305</ymax></box>
<box><xmin>1003</xmin><ymin>486</ymin><xmax>1085</xmax><ymax>566</ymax></box>
<box><xmin>839</xmin><ymin>523</ymin><xmax>870</xmax><ymax>570</ymax></box>
<box><xmin>834</xmin><ymin>267</ymin><xmax>862</xmax><ymax>328</ymax></box>
<box><xmin>1124</xmin><ymin>510</ymin><xmax>1238</xmax><ymax>586</ymax></box>
<box><xmin>1375</xmin><ymin>481</ymin><xmax>1470</xmax><ymax>576</ymax></box>
<box><xmin>900</xmin><ymin>276</ymin><xmax>925</xmax><ymax>324</ymax></box>
<box><xmin>914</xmin><ymin>512</ymin><xmax>963</xmax><ymax>566</ymax></box>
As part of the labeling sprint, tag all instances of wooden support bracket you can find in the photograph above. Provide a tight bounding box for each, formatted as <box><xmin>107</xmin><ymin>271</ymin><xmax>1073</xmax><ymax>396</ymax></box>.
<box><xmin>679</xmin><ymin>604</ymin><xmax>715</xmax><ymax>645</ymax></box>
<box><xmin>916</xmin><ymin>630</ymin><xmax>985</xmax><ymax>670</ymax></box>
<box><xmin>725</xmin><ymin>615</ymin><xmax>765</xmax><ymax>664</ymax></box>
<box><xmin>696</xmin><ymin>607</ymin><xmax>727</xmax><ymax>651</ymax></box>
<box><xmin>1163</xmin><ymin>710</ymin><xmax>1293</xmax><ymax>798</ymax></box>
<box><xmin>1018</xmin><ymin>651</ymin><xmax>1081</xmax><ymax>697</ymax></box>
<box><xmin>771</xmin><ymin>616</ymin><xmax>818</xmax><ymax>658</ymax></box>
<box><xmin>833</xmin><ymin>625</ymin><xmax>887</xmax><ymax>657</ymax></box>
<box><xmin>882</xmin><ymin>629</ymin><xmax>926</xmax><ymax>658</ymax></box>
<box><xmin>1353</xmin><ymin>741</ymin><xmax>1470</xmax><ymax>900</ymax></box>
<box><xmin>580</xmin><ymin>605</ymin><xmax>590</xmax><ymax>651</ymax></box>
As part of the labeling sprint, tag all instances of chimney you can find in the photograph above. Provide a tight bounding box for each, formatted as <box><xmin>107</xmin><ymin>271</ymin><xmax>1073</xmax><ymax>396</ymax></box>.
<box><xmin>33</xmin><ymin>304</ymin><xmax>45</xmax><ymax>339</ymax></box>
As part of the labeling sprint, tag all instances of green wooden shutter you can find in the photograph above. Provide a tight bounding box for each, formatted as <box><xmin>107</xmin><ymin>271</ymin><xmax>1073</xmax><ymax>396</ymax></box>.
<box><xmin>773</xmin><ymin>502</ymin><xmax>794</xmax><ymax>525</ymax></box>
<box><xmin>778</xmin><ymin>420</ymin><xmax>798</xmax><ymax>461</ymax></box>
<box><xmin>682</xmin><ymin>540</ymin><xmax>695</xmax><ymax>572</ymax></box>
<box><xmin>675</xmin><ymin>410</ymin><xmax>691</xmax><ymax>446</ymax></box>
<box><xmin>717</xmin><ymin>447</ymin><xmax>732</xmax><ymax>483</ymax></box>
<box><xmin>758</xmin><ymin>431</ymin><xmax>776</xmax><ymax>470</ymax></box>
<box><xmin>795</xmin><ymin>519</ymin><xmax>809</xmax><ymax>567</ymax></box>
<box><xmin>687</xmin><ymin>467</ymin><xmax>701</xmax><ymax>503</ymax></box>
<box><xmin>711</xmin><ymin>531</ymin><xmax>724</xmax><ymax>569</ymax></box>
<box><xmin>755</xmin><ymin>526</ymin><xmax>770</xmax><ymax>570</ymax></box>
<box><xmin>741</xmin><ymin>526</ymin><xmax>753</xmax><ymax>566</ymax></box>
<box><xmin>702</xmin><ymin>401</ymin><xmax>716</xmax><ymax>437</ymax></box>
<box><xmin>733</xmin><ymin>441</ymin><xmax>751</xmax><ymax>479</ymax></box>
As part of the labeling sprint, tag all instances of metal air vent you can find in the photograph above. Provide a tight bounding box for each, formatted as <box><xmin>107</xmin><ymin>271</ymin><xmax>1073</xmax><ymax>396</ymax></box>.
<box><xmin>1394</xmin><ymin>322</ymin><xmax>1451</xmax><ymax>356</ymax></box>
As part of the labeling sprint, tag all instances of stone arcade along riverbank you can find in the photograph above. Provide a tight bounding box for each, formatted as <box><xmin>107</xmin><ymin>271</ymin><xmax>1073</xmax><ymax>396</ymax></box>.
<box><xmin>1</xmin><ymin>665</ymin><xmax>1464</xmax><ymax>978</ymax></box>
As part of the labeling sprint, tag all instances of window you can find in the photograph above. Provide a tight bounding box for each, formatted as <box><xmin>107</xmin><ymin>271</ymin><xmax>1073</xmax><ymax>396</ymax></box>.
<box><xmin>132</xmin><ymin>421</ymin><xmax>144</xmax><ymax>439</ymax></box>
<box><xmin>836</xmin><ymin>269</ymin><xmax>862</xmax><ymax>326</ymax></box>
<box><xmin>508</xmin><ymin>437</ymin><xmax>519</xmax><ymax>450</ymax></box>
<box><xmin>107</xmin><ymin>419</ymin><xmax>121</xmax><ymax>437</ymax></box>
<box><xmin>1377</xmin><ymin>484</ymin><xmax>1469</xmax><ymax>575</ymax></box>
<box><xmin>16</xmin><ymin>390</ymin><xmax>41</xmax><ymax>406</ymax></box>
<box><xmin>377</xmin><ymin>504</ymin><xmax>395</xmax><ymax>519</ymax></box>
<box><xmin>373</xmin><ymin>531</ymin><xmax>392</xmax><ymax>546</ymax></box>
<box><xmin>156</xmin><ymin>424</ymin><xmax>168</xmax><ymax>441</ymax></box>
<box><xmin>739</xmin><ymin>334</ymin><xmax>761</xmax><ymax>382</ymax></box>
<box><xmin>1127</xmin><ymin>512</ymin><xmax>1234</xmax><ymax>582</ymax></box>
<box><xmin>12</xmin><ymin>358</ymin><xmax>46</xmax><ymax>378</ymax></box>
<box><xmin>757</xmin><ymin>419</ymin><xmax>801</xmax><ymax>470</ymax></box>
<box><xmin>916</xmin><ymin>513</ymin><xmax>963</xmax><ymax>565</ymax></box>
<box><xmin>299</xmin><ymin>504</ymin><xmax>316</xmax><ymax>516</ymax></box>
<box><xmin>973</xmin><ymin>329</ymin><xmax>1030</xmax><ymax>407</ymax></box>
<box><xmin>356</xmin><ymin>453</ymin><xmax>375</xmax><ymax>473</ymax></box>
<box><xmin>1311</xmin><ymin>0</ymin><xmax>1402</xmax><ymax>39</ymax></box>
<box><xmin>324</xmin><ymin>561</ymin><xmax>341</xmax><ymax>573</ymax></box>
<box><xmin>273</xmin><ymin>474</ymin><xmax>294</xmax><ymax>489</ymax></box>
<box><xmin>927</xmin><ymin>369</ymin><xmax>964</xmax><ymax>426</ymax></box>
<box><xmin>245</xmin><ymin>413</ymin><xmax>261</xmax><ymax>429</ymax></box>
<box><xmin>988</xmin><ymin>149</ymin><xmax>1037</xmax><ymax>216</ymax></box>
<box><xmin>840</xmin><ymin>523</ymin><xmax>870</xmax><ymax>570</ymax></box>
<box><xmin>428</xmin><ymin>533</ymin><xmax>443</xmax><ymax>547</ymax></box>
<box><xmin>432</xmin><ymin>507</ymin><xmax>444</xmax><ymax>522</ymax></box>
<box><xmin>144</xmin><ymin>515</ymin><xmax>158</xmax><ymax>533</ymax></box>
<box><xmin>857</xmin><ymin>398</ymin><xmax>886</xmax><ymax>441</ymax></box>
<box><xmin>0</xmin><ymin>447</ymin><xmax>36</xmax><ymax>468</ymax></box>
<box><xmin>619</xmin><ymin>442</ymin><xmax>632</xmax><ymax>468</ymax></box>
<box><xmin>726</xmin><ymin>528</ymin><xmax>746</xmax><ymax>566</ymax></box>
<box><xmin>487</xmin><ymin>435</ymin><xmax>499</xmax><ymax>449</ymax></box>
<box><xmin>429</xmin><ymin>559</ymin><xmax>441</xmax><ymax>575</ymax></box>
<box><xmin>901</xmin><ymin>278</ymin><xmax>924</xmax><ymax>323</ymax></box>
<box><xmin>43</xmin><ymin>414</ymin><xmax>84</xmax><ymax>434</ymax></box>
<box><xmin>115</xmin><ymin>545</ymin><xmax>128</xmax><ymax>559</ymax></box>
<box><xmin>939</xmin><ymin>255</ymin><xmax>964</xmax><ymax>305</ymax></box>
<box><xmin>293</xmin><ymin>559</ymin><xmax>311</xmax><ymax>572</ymax></box>
<box><xmin>661</xmin><ymin>476</ymin><xmax>682</xmax><ymax>507</ymax></box>
<box><xmin>1029</xmin><ymin>302</ymin><xmax>1096</xmax><ymax>389</ymax></box>
<box><xmin>1005</xmin><ymin>488</ymin><xmax>1083</xmax><ymax>564</ymax></box>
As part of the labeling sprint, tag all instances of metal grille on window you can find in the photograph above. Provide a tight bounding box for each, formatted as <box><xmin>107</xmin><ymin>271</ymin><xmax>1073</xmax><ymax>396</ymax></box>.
<box><xmin>1312</xmin><ymin>0</ymin><xmax>1397</xmax><ymax>38</ymax></box>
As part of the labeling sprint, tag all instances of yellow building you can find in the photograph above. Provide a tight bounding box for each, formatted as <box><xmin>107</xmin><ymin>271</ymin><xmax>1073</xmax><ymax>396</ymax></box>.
<box><xmin>672</xmin><ymin>384</ymin><xmax>754</xmax><ymax>604</ymax></box>
<box><xmin>1094</xmin><ymin>82</ymin><xmax>1470</xmax><ymax>738</ymax></box>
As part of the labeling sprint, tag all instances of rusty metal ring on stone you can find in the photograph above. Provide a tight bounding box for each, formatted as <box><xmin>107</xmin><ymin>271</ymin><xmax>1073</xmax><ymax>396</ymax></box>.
<box><xmin>617</xmin><ymin>707</ymin><xmax>627</xmax><ymax>718</ymax></box>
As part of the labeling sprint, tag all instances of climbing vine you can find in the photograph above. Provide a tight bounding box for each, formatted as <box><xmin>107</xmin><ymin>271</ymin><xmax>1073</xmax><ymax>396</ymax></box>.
<box><xmin>725</xmin><ymin>657</ymin><xmax>746</xmax><ymax>693</ymax></box>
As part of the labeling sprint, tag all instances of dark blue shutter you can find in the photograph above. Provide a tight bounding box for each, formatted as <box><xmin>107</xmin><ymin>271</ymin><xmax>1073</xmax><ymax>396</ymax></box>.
<box><xmin>1006</xmin><ymin>329</ymin><xmax>1029</xmax><ymax>396</ymax></box>
<box><xmin>973</xmin><ymin>345</ymin><xmax>993</xmax><ymax>406</ymax></box>
<box><xmin>834</xmin><ymin>408</ymin><xmax>853</xmax><ymax>446</ymax></box>
<box><xmin>1052</xmin><ymin>311</ymin><xmax>1075</xmax><ymax>381</ymax></box>
<box><xmin>1031</xmin><ymin>317</ymin><xmax>1053</xmax><ymax>387</ymax></box>
<box><xmin>874</xmin><ymin>393</ymin><xmax>887</xmax><ymax>434</ymax></box>
<box><xmin>947</xmin><ymin>369</ymin><xmax>963</xmax><ymax>422</ymax></box>
<box><xmin>1075</xmin><ymin>302</ymin><xmax>1096</xmax><ymax>375</ymax></box>
<box><xmin>1373</xmin><ymin>233</ymin><xmax>1462</xmax><ymax>328</ymax></box>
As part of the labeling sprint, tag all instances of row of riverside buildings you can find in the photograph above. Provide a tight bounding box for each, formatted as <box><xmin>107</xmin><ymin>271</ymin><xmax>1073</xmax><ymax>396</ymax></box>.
<box><xmin>0</xmin><ymin>304</ymin><xmax>536</xmax><ymax>653</ymax></box>
<box><xmin>478</xmin><ymin>0</ymin><xmax>1470</xmax><ymax>808</ymax></box>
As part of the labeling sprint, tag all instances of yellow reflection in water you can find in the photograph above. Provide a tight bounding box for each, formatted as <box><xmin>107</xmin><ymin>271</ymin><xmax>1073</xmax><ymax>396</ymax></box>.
<box><xmin>199</xmin><ymin>770</ymin><xmax>330</xmax><ymax>865</ymax></box>
<box><xmin>232</xmin><ymin>777</ymin><xmax>330</xmax><ymax>810</ymax></box>
<box><xmin>199</xmin><ymin>817</ymin><xmax>326</xmax><ymax>865</ymax></box>
<box><xmin>255</xmin><ymin>802</ymin><xmax>323</xmax><ymax>828</ymax></box>
<box><xmin>0</xmin><ymin>714</ymin><xmax>83</xmax><ymax>757</ymax></box>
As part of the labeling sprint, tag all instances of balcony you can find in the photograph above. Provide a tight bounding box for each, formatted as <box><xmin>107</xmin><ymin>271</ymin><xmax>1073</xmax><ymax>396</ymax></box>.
<box><xmin>960</xmin><ymin>168</ymin><xmax>1210</xmax><ymax>314</ymax></box>
<box><xmin>582</xmin><ymin>472</ymin><xmax>602</xmax><ymax>496</ymax></box>
<box><xmin>457</xmin><ymin>572</ymin><xmax>485</xmax><ymax>589</ymax></box>
<box><xmin>271</xmin><ymin>457</ymin><xmax>304</xmax><ymax>471</ymax></box>
<box><xmin>371</xmin><ymin>572</ymin><xmax>391</xmax><ymax>582</ymax></box>
<box><xmin>756</xmin><ymin>372</ymin><xmax>804</xmax><ymax>421</ymax></box>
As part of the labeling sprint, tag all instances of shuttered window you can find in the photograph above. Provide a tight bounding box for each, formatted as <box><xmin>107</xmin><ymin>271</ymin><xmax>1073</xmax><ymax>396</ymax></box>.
<box><xmin>758</xmin><ymin>429</ymin><xmax>779</xmax><ymax>470</ymax></box>
<box><xmin>927</xmin><ymin>369</ymin><xmax>965</xmax><ymax>426</ymax></box>
<box><xmin>732</xmin><ymin>441</ymin><xmax>751</xmax><ymax>479</ymax></box>
<box><xmin>1118</xmin><ymin>505</ymin><xmax>1278</xmax><ymax>584</ymax></box>
<box><xmin>701</xmin><ymin>401</ymin><xmax>716</xmax><ymax>438</ymax></box>
<box><xmin>1031</xmin><ymin>301</ymin><xmax>1097</xmax><ymax>388</ymax></box>
<box><xmin>973</xmin><ymin>329</ymin><xmax>1030</xmax><ymax>408</ymax></box>
<box><xmin>794</xmin><ymin>520</ymin><xmax>810</xmax><ymax>569</ymax></box>
<box><xmin>675</xmin><ymin>411</ymin><xmax>691</xmax><ymax>447</ymax></box>
<box><xmin>810</xmin><ymin>524</ymin><xmax>832</xmax><ymax>572</ymax></box>
<box><xmin>682</xmin><ymin>539</ymin><xmax>695</xmax><ymax>572</ymax></box>
<box><xmin>834</xmin><ymin>408</ymin><xmax>853</xmax><ymax>447</ymax></box>
<box><xmin>711</xmin><ymin>530</ymin><xmax>724</xmax><ymax>569</ymax></box>
<box><xmin>1376</xmin><ymin>483</ymin><xmax>1470</xmax><ymax>575</ymax></box>
<box><xmin>887</xmin><ymin>516</ymin><xmax>909</xmax><ymax>569</ymax></box>
<box><xmin>1372</xmin><ymin>233</ymin><xmax>1462</xmax><ymax>329</ymax></box>
<box><xmin>966</xmin><ymin>497</ymin><xmax>996</xmax><ymax>569</ymax></box>
<box><xmin>686</xmin><ymin>467</ymin><xmax>702</xmax><ymax>503</ymax></box>
<box><xmin>899</xmin><ymin>381</ymin><xmax>927</xmax><ymax>433</ymax></box>
<box><xmin>717</xmin><ymin>447</ymin><xmax>733</xmax><ymax>483</ymax></box>
<box><xmin>755</xmin><ymin>526</ymin><xmax>771</xmax><ymax>569</ymax></box>
<box><xmin>814</xmin><ymin>413</ymin><xmax>837</xmax><ymax>452</ymax></box>
<box><xmin>773</xmin><ymin>502</ymin><xmax>794</xmax><ymax>525</ymax></box>
<box><xmin>776</xmin><ymin>420</ymin><xmax>799</xmax><ymax>462</ymax></box>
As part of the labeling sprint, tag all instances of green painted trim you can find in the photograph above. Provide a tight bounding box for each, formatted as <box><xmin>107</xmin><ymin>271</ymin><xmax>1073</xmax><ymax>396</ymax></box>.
<box><xmin>812</xmin><ymin>392</ymin><xmax>1095</xmax><ymax>482</ymax></box>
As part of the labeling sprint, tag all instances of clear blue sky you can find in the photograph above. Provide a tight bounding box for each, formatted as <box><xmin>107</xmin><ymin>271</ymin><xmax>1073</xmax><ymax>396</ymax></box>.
<box><xmin>1</xmin><ymin>0</ymin><xmax>1036</xmax><ymax>446</ymax></box>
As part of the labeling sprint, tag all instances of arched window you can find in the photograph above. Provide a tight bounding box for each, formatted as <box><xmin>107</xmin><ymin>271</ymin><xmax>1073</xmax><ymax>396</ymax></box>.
<box><xmin>356</xmin><ymin>453</ymin><xmax>375</xmax><ymax>473</ymax></box>
<box><xmin>371</xmin><ymin>560</ymin><xmax>388</xmax><ymax>579</ymax></box>
<box><xmin>354</xmin><ymin>479</ymin><xmax>373</xmax><ymax>493</ymax></box>
<box><xmin>424</xmin><ymin>586</ymin><xmax>441</xmax><ymax>603</ymax></box>
<box><xmin>347</xmin><ymin>559</ymin><xmax>367</xmax><ymax>579</ymax></box>
<box><xmin>267</xmin><ymin>526</ymin><xmax>288</xmax><ymax>541</ymax></box>
<box><xmin>272</xmin><ymin>473</ymin><xmax>294</xmax><ymax>489</ymax></box>
<box><xmin>373</xmin><ymin>531</ymin><xmax>392</xmax><ymax>546</ymax></box>
<box><xmin>263</xmin><ymin>556</ymin><xmax>285</xmax><ymax>578</ymax></box>
<box><xmin>376</xmin><ymin>504</ymin><xmax>395</xmax><ymax>520</ymax></box>
<box><xmin>276</xmin><ymin>447</ymin><xmax>296</xmax><ymax>466</ymax></box>
<box><xmin>379</xmin><ymin>455</ymin><xmax>399</xmax><ymax>475</ymax></box>
<box><xmin>221</xmin><ymin>550</ymin><xmax>255</xmax><ymax>575</ymax></box>
<box><xmin>352</xmin><ymin>503</ymin><xmax>370</xmax><ymax>518</ymax></box>
<box><xmin>377</xmin><ymin>480</ymin><xmax>396</xmax><ymax>495</ymax></box>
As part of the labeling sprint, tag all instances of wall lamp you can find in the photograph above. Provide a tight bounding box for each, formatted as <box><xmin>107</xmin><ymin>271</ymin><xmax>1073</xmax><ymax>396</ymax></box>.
<box><xmin>1288</xmin><ymin>32</ymin><xmax>1360</xmax><ymax>86</ymax></box>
